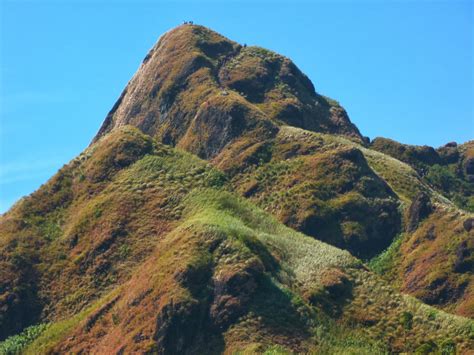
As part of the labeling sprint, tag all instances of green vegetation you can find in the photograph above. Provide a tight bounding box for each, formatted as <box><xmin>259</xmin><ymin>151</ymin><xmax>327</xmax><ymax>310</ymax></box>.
<box><xmin>425</xmin><ymin>164</ymin><xmax>474</xmax><ymax>211</ymax></box>
<box><xmin>229</xmin><ymin>126</ymin><xmax>401</xmax><ymax>259</ymax></box>
<box><xmin>371</xmin><ymin>137</ymin><xmax>474</xmax><ymax>211</ymax></box>
<box><xmin>22</xmin><ymin>290</ymin><xmax>120</xmax><ymax>354</ymax></box>
<box><xmin>0</xmin><ymin>323</ymin><xmax>48</xmax><ymax>355</ymax></box>
<box><xmin>368</xmin><ymin>233</ymin><xmax>403</xmax><ymax>281</ymax></box>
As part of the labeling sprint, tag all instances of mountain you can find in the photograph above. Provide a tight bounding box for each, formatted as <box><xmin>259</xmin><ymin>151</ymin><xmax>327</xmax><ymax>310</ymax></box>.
<box><xmin>0</xmin><ymin>24</ymin><xmax>472</xmax><ymax>354</ymax></box>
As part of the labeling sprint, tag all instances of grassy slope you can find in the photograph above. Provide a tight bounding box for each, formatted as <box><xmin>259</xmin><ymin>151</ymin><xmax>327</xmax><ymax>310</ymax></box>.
<box><xmin>261</xmin><ymin>126</ymin><xmax>473</xmax><ymax>319</ymax></box>
<box><xmin>0</xmin><ymin>127</ymin><xmax>226</xmax><ymax>340</ymax></box>
<box><xmin>220</xmin><ymin>125</ymin><xmax>401</xmax><ymax>260</ymax></box>
<box><xmin>363</xmin><ymin>140</ymin><xmax>474</xmax><ymax>318</ymax></box>
<box><xmin>0</xmin><ymin>126</ymin><xmax>473</xmax><ymax>354</ymax></box>
<box><xmin>370</xmin><ymin>137</ymin><xmax>474</xmax><ymax>212</ymax></box>
<box><xmin>7</xmin><ymin>192</ymin><xmax>474</xmax><ymax>353</ymax></box>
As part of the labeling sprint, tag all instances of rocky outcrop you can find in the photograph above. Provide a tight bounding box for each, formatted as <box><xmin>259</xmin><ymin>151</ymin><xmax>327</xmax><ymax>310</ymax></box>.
<box><xmin>464</xmin><ymin>157</ymin><xmax>474</xmax><ymax>176</ymax></box>
<box><xmin>210</xmin><ymin>260</ymin><xmax>263</xmax><ymax>329</ymax></box>
<box><xmin>406</xmin><ymin>192</ymin><xmax>433</xmax><ymax>232</ymax></box>
<box><xmin>463</xmin><ymin>217</ymin><xmax>474</xmax><ymax>232</ymax></box>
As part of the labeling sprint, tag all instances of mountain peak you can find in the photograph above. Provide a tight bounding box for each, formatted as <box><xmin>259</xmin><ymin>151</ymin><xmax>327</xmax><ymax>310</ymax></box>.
<box><xmin>93</xmin><ymin>24</ymin><xmax>363</xmax><ymax>158</ymax></box>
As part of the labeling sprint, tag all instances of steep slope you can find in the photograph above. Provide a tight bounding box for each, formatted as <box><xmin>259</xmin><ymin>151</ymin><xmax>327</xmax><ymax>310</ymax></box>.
<box><xmin>220</xmin><ymin>126</ymin><xmax>401</xmax><ymax>259</ymax></box>
<box><xmin>369</xmin><ymin>198</ymin><xmax>474</xmax><ymax>318</ymax></box>
<box><xmin>91</xmin><ymin>24</ymin><xmax>399</xmax><ymax>261</ymax></box>
<box><xmin>94</xmin><ymin>24</ymin><xmax>364</xmax><ymax>156</ymax></box>
<box><xmin>363</xmin><ymin>138</ymin><xmax>474</xmax><ymax>317</ymax></box>
<box><xmin>371</xmin><ymin>137</ymin><xmax>474</xmax><ymax>212</ymax></box>
<box><xmin>1</xmin><ymin>127</ymin><xmax>472</xmax><ymax>354</ymax></box>
<box><xmin>250</xmin><ymin>127</ymin><xmax>473</xmax><ymax>318</ymax></box>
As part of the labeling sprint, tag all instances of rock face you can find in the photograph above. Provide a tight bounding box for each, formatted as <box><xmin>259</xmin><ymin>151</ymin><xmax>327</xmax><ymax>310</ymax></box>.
<box><xmin>406</xmin><ymin>192</ymin><xmax>433</xmax><ymax>232</ymax></box>
<box><xmin>464</xmin><ymin>217</ymin><xmax>474</xmax><ymax>232</ymax></box>
<box><xmin>465</xmin><ymin>156</ymin><xmax>474</xmax><ymax>177</ymax></box>
<box><xmin>94</xmin><ymin>24</ymin><xmax>363</xmax><ymax>158</ymax></box>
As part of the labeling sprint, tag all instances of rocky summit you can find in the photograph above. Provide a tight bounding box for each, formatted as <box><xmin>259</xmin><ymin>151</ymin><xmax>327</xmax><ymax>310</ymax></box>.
<box><xmin>0</xmin><ymin>24</ymin><xmax>473</xmax><ymax>354</ymax></box>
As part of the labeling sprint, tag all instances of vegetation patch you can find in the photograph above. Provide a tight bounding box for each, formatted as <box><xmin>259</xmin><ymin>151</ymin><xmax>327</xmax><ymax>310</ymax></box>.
<box><xmin>0</xmin><ymin>323</ymin><xmax>48</xmax><ymax>355</ymax></box>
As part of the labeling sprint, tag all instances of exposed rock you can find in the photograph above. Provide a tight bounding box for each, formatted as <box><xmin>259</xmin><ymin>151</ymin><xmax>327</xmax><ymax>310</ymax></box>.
<box><xmin>464</xmin><ymin>157</ymin><xmax>474</xmax><ymax>176</ymax></box>
<box><xmin>437</xmin><ymin>143</ymin><xmax>459</xmax><ymax>164</ymax></box>
<box><xmin>210</xmin><ymin>260</ymin><xmax>263</xmax><ymax>329</ymax></box>
<box><xmin>463</xmin><ymin>217</ymin><xmax>474</xmax><ymax>232</ymax></box>
<box><xmin>307</xmin><ymin>269</ymin><xmax>353</xmax><ymax>317</ymax></box>
<box><xmin>422</xmin><ymin>277</ymin><xmax>468</xmax><ymax>306</ymax></box>
<box><xmin>153</xmin><ymin>300</ymin><xmax>204</xmax><ymax>354</ymax></box>
<box><xmin>454</xmin><ymin>240</ymin><xmax>472</xmax><ymax>273</ymax></box>
<box><xmin>406</xmin><ymin>192</ymin><xmax>433</xmax><ymax>232</ymax></box>
<box><xmin>425</xmin><ymin>225</ymin><xmax>436</xmax><ymax>240</ymax></box>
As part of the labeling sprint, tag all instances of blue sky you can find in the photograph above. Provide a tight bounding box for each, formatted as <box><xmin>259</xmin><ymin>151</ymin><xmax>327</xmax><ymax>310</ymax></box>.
<box><xmin>1</xmin><ymin>0</ymin><xmax>473</xmax><ymax>213</ymax></box>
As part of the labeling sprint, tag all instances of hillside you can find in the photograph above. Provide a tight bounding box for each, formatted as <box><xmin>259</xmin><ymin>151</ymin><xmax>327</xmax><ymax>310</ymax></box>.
<box><xmin>0</xmin><ymin>127</ymin><xmax>472</xmax><ymax>354</ymax></box>
<box><xmin>371</xmin><ymin>138</ymin><xmax>474</xmax><ymax>212</ymax></box>
<box><xmin>0</xmin><ymin>24</ymin><xmax>473</xmax><ymax>354</ymax></box>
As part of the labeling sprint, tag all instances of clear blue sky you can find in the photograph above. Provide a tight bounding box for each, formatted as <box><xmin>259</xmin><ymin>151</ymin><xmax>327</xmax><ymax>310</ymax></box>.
<box><xmin>1</xmin><ymin>0</ymin><xmax>473</xmax><ymax>213</ymax></box>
